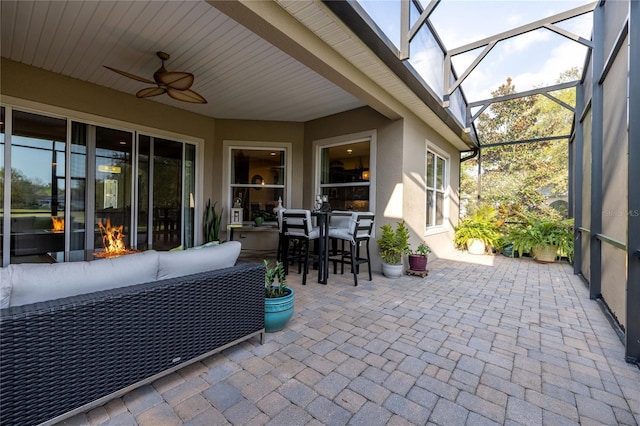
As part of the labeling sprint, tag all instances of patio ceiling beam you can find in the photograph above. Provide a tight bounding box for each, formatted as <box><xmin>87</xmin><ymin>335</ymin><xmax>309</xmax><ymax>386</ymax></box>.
<box><xmin>443</xmin><ymin>2</ymin><xmax>596</xmax><ymax>103</ymax></box>
<box><xmin>543</xmin><ymin>23</ymin><xmax>594</xmax><ymax>48</ymax></box>
<box><xmin>321</xmin><ymin>0</ymin><xmax>474</xmax><ymax>148</ymax></box>
<box><xmin>598</xmin><ymin>18</ymin><xmax>629</xmax><ymax>85</ymax></box>
<box><xmin>541</xmin><ymin>92</ymin><xmax>575</xmax><ymax>112</ymax></box>
<box><xmin>469</xmin><ymin>104</ymin><xmax>490</xmax><ymax>123</ymax></box>
<box><xmin>466</xmin><ymin>80</ymin><xmax>580</xmax><ymax>129</ymax></box>
<box><xmin>479</xmin><ymin>134</ymin><xmax>571</xmax><ymax>148</ymax></box>
<box><xmin>400</xmin><ymin>0</ymin><xmax>440</xmax><ymax>60</ymax></box>
<box><xmin>467</xmin><ymin>80</ymin><xmax>580</xmax><ymax>108</ymax></box>
<box><xmin>446</xmin><ymin>41</ymin><xmax>498</xmax><ymax>98</ymax></box>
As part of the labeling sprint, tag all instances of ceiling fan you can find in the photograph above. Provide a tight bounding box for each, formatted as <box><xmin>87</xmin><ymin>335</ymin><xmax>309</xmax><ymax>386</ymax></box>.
<box><xmin>104</xmin><ymin>51</ymin><xmax>207</xmax><ymax>104</ymax></box>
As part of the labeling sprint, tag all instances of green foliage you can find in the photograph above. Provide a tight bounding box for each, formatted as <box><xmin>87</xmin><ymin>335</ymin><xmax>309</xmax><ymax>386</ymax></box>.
<box><xmin>264</xmin><ymin>259</ymin><xmax>289</xmax><ymax>298</ymax></box>
<box><xmin>412</xmin><ymin>241</ymin><xmax>432</xmax><ymax>256</ymax></box>
<box><xmin>462</xmin><ymin>70</ymin><xmax>578</xmax><ymax>215</ymax></box>
<box><xmin>454</xmin><ymin>205</ymin><xmax>502</xmax><ymax>249</ymax></box>
<box><xmin>2</xmin><ymin>168</ymin><xmax>55</xmax><ymax>209</ymax></box>
<box><xmin>203</xmin><ymin>199</ymin><xmax>223</xmax><ymax>242</ymax></box>
<box><xmin>508</xmin><ymin>217</ymin><xmax>574</xmax><ymax>262</ymax></box>
<box><xmin>377</xmin><ymin>220</ymin><xmax>410</xmax><ymax>264</ymax></box>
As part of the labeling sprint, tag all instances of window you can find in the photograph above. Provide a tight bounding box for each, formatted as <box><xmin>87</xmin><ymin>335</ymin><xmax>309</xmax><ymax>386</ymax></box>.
<box><xmin>230</xmin><ymin>148</ymin><xmax>286</xmax><ymax>223</ymax></box>
<box><xmin>426</xmin><ymin>149</ymin><xmax>447</xmax><ymax>228</ymax></box>
<box><xmin>318</xmin><ymin>138</ymin><xmax>373</xmax><ymax>212</ymax></box>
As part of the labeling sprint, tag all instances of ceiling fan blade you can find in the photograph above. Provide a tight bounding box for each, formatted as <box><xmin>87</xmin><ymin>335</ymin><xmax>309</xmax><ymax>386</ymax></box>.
<box><xmin>136</xmin><ymin>87</ymin><xmax>166</xmax><ymax>98</ymax></box>
<box><xmin>104</xmin><ymin>65</ymin><xmax>156</xmax><ymax>85</ymax></box>
<box><xmin>167</xmin><ymin>87</ymin><xmax>207</xmax><ymax>104</ymax></box>
<box><xmin>156</xmin><ymin>71</ymin><xmax>194</xmax><ymax>90</ymax></box>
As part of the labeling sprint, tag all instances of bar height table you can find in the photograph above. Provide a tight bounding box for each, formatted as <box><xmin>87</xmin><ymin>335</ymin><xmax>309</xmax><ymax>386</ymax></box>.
<box><xmin>312</xmin><ymin>211</ymin><xmax>330</xmax><ymax>284</ymax></box>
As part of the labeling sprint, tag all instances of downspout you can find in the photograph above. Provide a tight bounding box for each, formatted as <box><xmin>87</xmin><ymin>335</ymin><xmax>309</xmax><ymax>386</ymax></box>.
<box><xmin>460</xmin><ymin>148</ymin><xmax>479</xmax><ymax>162</ymax></box>
<box><xmin>459</xmin><ymin>147</ymin><xmax>481</xmax><ymax>216</ymax></box>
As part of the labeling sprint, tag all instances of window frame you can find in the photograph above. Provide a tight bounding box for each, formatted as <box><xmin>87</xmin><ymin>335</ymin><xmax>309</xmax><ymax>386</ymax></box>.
<box><xmin>425</xmin><ymin>143</ymin><xmax>449</xmax><ymax>234</ymax></box>
<box><xmin>312</xmin><ymin>130</ymin><xmax>377</xmax><ymax>213</ymax></box>
<box><xmin>223</xmin><ymin>140</ymin><xmax>292</xmax><ymax>226</ymax></box>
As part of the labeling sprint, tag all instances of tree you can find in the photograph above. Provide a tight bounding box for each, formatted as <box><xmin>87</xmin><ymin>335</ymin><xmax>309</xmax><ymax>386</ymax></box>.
<box><xmin>0</xmin><ymin>168</ymin><xmax>48</xmax><ymax>209</ymax></box>
<box><xmin>461</xmin><ymin>69</ymin><xmax>578</xmax><ymax>217</ymax></box>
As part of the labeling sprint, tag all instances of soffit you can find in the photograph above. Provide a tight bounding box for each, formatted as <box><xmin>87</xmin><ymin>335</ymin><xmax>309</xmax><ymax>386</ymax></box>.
<box><xmin>0</xmin><ymin>0</ymin><xmax>364</xmax><ymax>122</ymax></box>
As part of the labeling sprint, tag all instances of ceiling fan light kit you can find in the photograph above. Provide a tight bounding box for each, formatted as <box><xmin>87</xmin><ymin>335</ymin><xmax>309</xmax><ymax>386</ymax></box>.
<box><xmin>104</xmin><ymin>51</ymin><xmax>207</xmax><ymax>104</ymax></box>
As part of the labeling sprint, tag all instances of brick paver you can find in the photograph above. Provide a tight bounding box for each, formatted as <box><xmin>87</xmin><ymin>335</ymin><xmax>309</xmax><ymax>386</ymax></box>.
<box><xmin>58</xmin><ymin>254</ymin><xmax>640</xmax><ymax>425</ymax></box>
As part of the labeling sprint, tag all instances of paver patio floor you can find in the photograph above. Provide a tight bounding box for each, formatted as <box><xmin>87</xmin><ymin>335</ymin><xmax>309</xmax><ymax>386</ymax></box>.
<box><xmin>60</xmin><ymin>253</ymin><xmax>640</xmax><ymax>426</ymax></box>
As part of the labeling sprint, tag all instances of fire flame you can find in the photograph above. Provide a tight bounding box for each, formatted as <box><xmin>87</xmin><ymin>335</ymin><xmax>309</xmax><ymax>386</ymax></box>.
<box><xmin>98</xmin><ymin>218</ymin><xmax>126</xmax><ymax>254</ymax></box>
<box><xmin>51</xmin><ymin>217</ymin><xmax>64</xmax><ymax>232</ymax></box>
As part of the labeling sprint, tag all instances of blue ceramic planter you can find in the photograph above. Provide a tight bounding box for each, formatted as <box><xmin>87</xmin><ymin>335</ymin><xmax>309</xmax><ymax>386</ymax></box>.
<box><xmin>264</xmin><ymin>287</ymin><xmax>295</xmax><ymax>332</ymax></box>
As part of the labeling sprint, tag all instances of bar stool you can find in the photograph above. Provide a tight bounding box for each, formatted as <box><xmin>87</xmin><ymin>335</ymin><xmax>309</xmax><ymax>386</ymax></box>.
<box><xmin>328</xmin><ymin>212</ymin><xmax>375</xmax><ymax>286</ymax></box>
<box><xmin>328</xmin><ymin>210</ymin><xmax>352</xmax><ymax>265</ymax></box>
<box><xmin>281</xmin><ymin>209</ymin><xmax>319</xmax><ymax>285</ymax></box>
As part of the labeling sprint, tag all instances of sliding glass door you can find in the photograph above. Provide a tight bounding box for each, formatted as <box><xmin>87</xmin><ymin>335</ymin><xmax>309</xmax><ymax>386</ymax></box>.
<box><xmin>1</xmin><ymin>106</ymin><xmax>197</xmax><ymax>265</ymax></box>
<box><xmin>9</xmin><ymin>110</ymin><xmax>66</xmax><ymax>264</ymax></box>
<box><xmin>151</xmin><ymin>138</ymin><xmax>183</xmax><ymax>251</ymax></box>
<box><xmin>94</xmin><ymin>126</ymin><xmax>133</xmax><ymax>251</ymax></box>
<box><xmin>137</xmin><ymin>134</ymin><xmax>195</xmax><ymax>251</ymax></box>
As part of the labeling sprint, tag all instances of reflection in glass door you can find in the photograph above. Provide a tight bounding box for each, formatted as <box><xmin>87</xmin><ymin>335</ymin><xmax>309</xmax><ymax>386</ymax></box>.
<box><xmin>94</xmin><ymin>127</ymin><xmax>132</xmax><ymax>251</ymax></box>
<box><xmin>10</xmin><ymin>110</ymin><xmax>66</xmax><ymax>264</ymax></box>
<box><xmin>137</xmin><ymin>135</ymin><xmax>195</xmax><ymax>251</ymax></box>
<box><xmin>152</xmin><ymin>138</ymin><xmax>182</xmax><ymax>251</ymax></box>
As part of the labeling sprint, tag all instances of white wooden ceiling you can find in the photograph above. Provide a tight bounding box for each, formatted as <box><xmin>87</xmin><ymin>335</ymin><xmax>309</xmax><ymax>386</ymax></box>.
<box><xmin>0</xmin><ymin>0</ymin><xmax>365</xmax><ymax>122</ymax></box>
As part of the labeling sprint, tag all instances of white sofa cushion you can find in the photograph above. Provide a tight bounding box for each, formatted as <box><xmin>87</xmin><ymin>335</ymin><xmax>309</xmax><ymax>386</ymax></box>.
<box><xmin>157</xmin><ymin>241</ymin><xmax>241</xmax><ymax>280</ymax></box>
<box><xmin>1</xmin><ymin>267</ymin><xmax>11</xmax><ymax>309</ymax></box>
<box><xmin>8</xmin><ymin>250</ymin><xmax>160</xmax><ymax>307</ymax></box>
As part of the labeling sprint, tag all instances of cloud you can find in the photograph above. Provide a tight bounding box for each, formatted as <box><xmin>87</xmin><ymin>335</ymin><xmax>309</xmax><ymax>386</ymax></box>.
<box><xmin>509</xmin><ymin>41</ymin><xmax>588</xmax><ymax>89</ymax></box>
<box><xmin>501</xmin><ymin>29</ymin><xmax>552</xmax><ymax>54</ymax></box>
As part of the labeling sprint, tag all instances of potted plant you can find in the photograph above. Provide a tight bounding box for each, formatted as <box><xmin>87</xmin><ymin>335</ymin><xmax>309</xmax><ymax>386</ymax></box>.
<box><xmin>254</xmin><ymin>211</ymin><xmax>265</xmax><ymax>226</ymax></box>
<box><xmin>264</xmin><ymin>259</ymin><xmax>295</xmax><ymax>332</ymax></box>
<box><xmin>203</xmin><ymin>199</ymin><xmax>223</xmax><ymax>243</ymax></box>
<box><xmin>377</xmin><ymin>220</ymin><xmax>410</xmax><ymax>278</ymax></box>
<box><xmin>454</xmin><ymin>206</ymin><xmax>502</xmax><ymax>255</ymax></box>
<box><xmin>408</xmin><ymin>241</ymin><xmax>431</xmax><ymax>272</ymax></box>
<box><xmin>508</xmin><ymin>218</ymin><xmax>574</xmax><ymax>263</ymax></box>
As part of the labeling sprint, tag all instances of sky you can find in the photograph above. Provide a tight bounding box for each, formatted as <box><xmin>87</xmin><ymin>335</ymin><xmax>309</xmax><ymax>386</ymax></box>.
<box><xmin>358</xmin><ymin>0</ymin><xmax>594</xmax><ymax>103</ymax></box>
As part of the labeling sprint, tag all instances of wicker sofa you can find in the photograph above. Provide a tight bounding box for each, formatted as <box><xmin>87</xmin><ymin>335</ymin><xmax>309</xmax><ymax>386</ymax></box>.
<box><xmin>0</xmin><ymin>242</ymin><xmax>265</xmax><ymax>426</ymax></box>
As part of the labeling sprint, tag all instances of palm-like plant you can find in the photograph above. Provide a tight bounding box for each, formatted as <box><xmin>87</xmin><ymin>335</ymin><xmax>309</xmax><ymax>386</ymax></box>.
<box><xmin>203</xmin><ymin>199</ymin><xmax>223</xmax><ymax>242</ymax></box>
<box><xmin>377</xmin><ymin>220</ymin><xmax>410</xmax><ymax>264</ymax></box>
<box><xmin>454</xmin><ymin>205</ymin><xmax>502</xmax><ymax>250</ymax></box>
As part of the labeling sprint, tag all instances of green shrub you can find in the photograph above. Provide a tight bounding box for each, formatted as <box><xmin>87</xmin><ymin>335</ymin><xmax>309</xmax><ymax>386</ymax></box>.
<box><xmin>454</xmin><ymin>205</ymin><xmax>502</xmax><ymax>250</ymax></box>
<box><xmin>377</xmin><ymin>220</ymin><xmax>410</xmax><ymax>264</ymax></box>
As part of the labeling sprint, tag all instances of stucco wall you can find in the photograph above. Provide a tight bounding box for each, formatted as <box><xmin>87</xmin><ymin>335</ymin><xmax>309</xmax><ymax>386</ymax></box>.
<box><xmin>305</xmin><ymin>107</ymin><xmax>461</xmax><ymax>269</ymax></box>
<box><xmin>304</xmin><ymin>106</ymin><xmax>391</xmax><ymax>209</ymax></box>
<box><xmin>215</xmin><ymin>119</ymin><xmax>305</xmax><ymax>212</ymax></box>
<box><xmin>402</xmin><ymin>115</ymin><xmax>459</xmax><ymax>258</ymax></box>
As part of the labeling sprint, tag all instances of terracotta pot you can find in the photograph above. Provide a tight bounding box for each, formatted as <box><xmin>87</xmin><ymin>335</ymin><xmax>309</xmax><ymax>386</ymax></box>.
<box><xmin>533</xmin><ymin>244</ymin><xmax>557</xmax><ymax>263</ymax></box>
<box><xmin>408</xmin><ymin>254</ymin><xmax>428</xmax><ymax>271</ymax></box>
